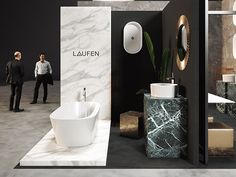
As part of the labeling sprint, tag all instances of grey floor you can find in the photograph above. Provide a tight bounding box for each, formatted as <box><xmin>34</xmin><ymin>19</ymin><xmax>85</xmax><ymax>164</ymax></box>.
<box><xmin>1</xmin><ymin>81</ymin><xmax>236</xmax><ymax>177</ymax></box>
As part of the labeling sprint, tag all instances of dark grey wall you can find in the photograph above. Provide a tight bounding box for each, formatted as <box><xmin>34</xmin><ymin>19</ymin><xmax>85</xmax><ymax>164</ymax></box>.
<box><xmin>111</xmin><ymin>11</ymin><xmax>162</xmax><ymax>125</ymax></box>
<box><xmin>0</xmin><ymin>0</ymin><xmax>78</xmax><ymax>83</ymax></box>
<box><xmin>208</xmin><ymin>2</ymin><xmax>222</xmax><ymax>94</ymax></box>
<box><xmin>162</xmin><ymin>0</ymin><xmax>202</xmax><ymax>165</ymax></box>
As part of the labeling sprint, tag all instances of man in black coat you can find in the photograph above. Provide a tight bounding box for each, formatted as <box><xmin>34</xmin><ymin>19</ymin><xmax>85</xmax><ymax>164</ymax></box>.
<box><xmin>6</xmin><ymin>51</ymin><xmax>24</xmax><ymax>112</ymax></box>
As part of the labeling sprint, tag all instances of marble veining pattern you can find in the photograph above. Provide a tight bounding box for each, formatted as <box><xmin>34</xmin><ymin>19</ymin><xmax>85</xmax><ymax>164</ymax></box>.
<box><xmin>61</xmin><ymin>7</ymin><xmax>111</xmax><ymax>120</ymax></box>
<box><xmin>216</xmin><ymin>80</ymin><xmax>236</xmax><ymax>118</ymax></box>
<box><xmin>216</xmin><ymin>80</ymin><xmax>228</xmax><ymax>113</ymax></box>
<box><xmin>19</xmin><ymin>120</ymin><xmax>111</xmax><ymax>166</ymax></box>
<box><xmin>227</xmin><ymin>83</ymin><xmax>236</xmax><ymax>118</ymax></box>
<box><xmin>78</xmin><ymin>1</ymin><xmax>169</xmax><ymax>11</ymax></box>
<box><xmin>144</xmin><ymin>94</ymin><xmax>187</xmax><ymax>158</ymax></box>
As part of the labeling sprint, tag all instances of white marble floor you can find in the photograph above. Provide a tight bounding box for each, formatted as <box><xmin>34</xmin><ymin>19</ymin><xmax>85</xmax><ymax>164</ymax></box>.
<box><xmin>20</xmin><ymin>120</ymin><xmax>111</xmax><ymax>166</ymax></box>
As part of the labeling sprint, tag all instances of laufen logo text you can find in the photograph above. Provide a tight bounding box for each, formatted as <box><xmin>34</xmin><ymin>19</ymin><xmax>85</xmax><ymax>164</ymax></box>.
<box><xmin>73</xmin><ymin>51</ymin><xmax>100</xmax><ymax>57</ymax></box>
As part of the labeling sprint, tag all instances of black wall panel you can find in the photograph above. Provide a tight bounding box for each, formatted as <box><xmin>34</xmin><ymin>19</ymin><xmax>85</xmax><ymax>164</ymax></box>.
<box><xmin>111</xmin><ymin>11</ymin><xmax>162</xmax><ymax>125</ymax></box>
<box><xmin>162</xmin><ymin>0</ymin><xmax>202</xmax><ymax>165</ymax></box>
<box><xmin>0</xmin><ymin>0</ymin><xmax>78</xmax><ymax>83</ymax></box>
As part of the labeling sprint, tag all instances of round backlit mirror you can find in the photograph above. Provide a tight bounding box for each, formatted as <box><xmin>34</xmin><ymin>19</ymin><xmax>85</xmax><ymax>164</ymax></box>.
<box><xmin>176</xmin><ymin>15</ymin><xmax>190</xmax><ymax>70</ymax></box>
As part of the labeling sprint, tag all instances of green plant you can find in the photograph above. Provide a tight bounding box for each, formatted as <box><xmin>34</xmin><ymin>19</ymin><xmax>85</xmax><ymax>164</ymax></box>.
<box><xmin>135</xmin><ymin>88</ymin><xmax>149</xmax><ymax>95</ymax></box>
<box><xmin>159</xmin><ymin>48</ymin><xmax>170</xmax><ymax>82</ymax></box>
<box><xmin>144</xmin><ymin>31</ymin><xmax>170</xmax><ymax>82</ymax></box>
<box><xmin>144</xmin><ymin>32</ymin><xmax>156</xmax><ymax>73</ymax></box>
<box><xmin>136</xmin><ymin>32</ymin><xmax>170</xmax><ymax>95</ymax></box>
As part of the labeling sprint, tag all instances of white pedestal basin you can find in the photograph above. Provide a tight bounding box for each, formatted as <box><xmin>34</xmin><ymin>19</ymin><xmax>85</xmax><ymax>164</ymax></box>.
<box><xmin>222</xmin><ymin>74</ymin><xmax>235</xmax><ymax>83</ymax></box>
<box><xmin>150</xmin><ymin>83</ymin><xmax>177</xmax><ymax>98</ymax></box>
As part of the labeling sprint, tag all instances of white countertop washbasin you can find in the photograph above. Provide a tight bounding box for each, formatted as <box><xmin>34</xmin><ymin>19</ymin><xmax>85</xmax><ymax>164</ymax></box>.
<box><xmin>222</xmin><ymin>74</ymin><xmax>235</xmax><ymax>83</ymax></box>
<box><xmin>150</xmin><ymin>83</ymin><xmax>177</xmax><ymax>98</ymax></box>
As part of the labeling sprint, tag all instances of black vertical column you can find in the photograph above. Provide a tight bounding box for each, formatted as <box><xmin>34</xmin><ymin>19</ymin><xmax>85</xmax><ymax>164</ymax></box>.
<box><xmin>199</xmin><ymin>0</ymin><xmax>208</xmax><ymax>164</ymax></box>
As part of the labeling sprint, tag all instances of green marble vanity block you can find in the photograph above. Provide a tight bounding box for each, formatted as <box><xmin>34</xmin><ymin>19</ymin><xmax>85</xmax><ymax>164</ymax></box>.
<box><xmin>216</xmin><ymin>81</ymin><xmax>228</xmax><ymax>114</ymax></box>
<box><xmin>144</xmin><ymin>94</ymin><xmax>188</xmax><ymax>158</ymax></box>
<box><xmin>216</xmin><ymin>80</ymin><xmax>236</xmax><ymax>118</ymax></box>
<box><xmin>228</xmin><ymin>83</ymin><xmax>236</xmax><ymax>118</ymax></box>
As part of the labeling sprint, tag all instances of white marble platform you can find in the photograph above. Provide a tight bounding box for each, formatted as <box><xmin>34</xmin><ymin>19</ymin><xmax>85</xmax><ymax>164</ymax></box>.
<box><xmin>20</xmin><ymin>120</ymin><xmax>111</xmax><ymax>166</ymax></box>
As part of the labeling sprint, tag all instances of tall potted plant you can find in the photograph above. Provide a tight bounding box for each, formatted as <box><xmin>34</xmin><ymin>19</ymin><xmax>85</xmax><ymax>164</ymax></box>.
<box><xmin>136</xmin><ymin>32</ymin><xmax>170</xmax><ymax>95</ymax></box>
<box><xmin>144</xmin><ymin>31</ymin><xmax>170</xmax><ymax>83</ymax></box>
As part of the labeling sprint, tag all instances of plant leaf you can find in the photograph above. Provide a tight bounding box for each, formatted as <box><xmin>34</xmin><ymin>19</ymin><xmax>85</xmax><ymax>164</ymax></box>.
<box><xmin>144</xmin><ymin>32</ymin><xmax>156</xmax><ymax>71</ymax></box>
<box><xmin>161</xmin><ymin>48</ymin><xmax>170</xmax><ymax>82</ymax></box>
<box><xmin>136</xmin><ymin>89</ymin><xmax>149</xmax><ymax>95</ymax></box>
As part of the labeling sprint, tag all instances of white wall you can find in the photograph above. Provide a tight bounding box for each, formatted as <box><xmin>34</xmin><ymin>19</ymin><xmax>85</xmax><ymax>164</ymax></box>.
<box><xmin>61</xmin><ymin>7</ymin><xmax>111</xmax><ymax>120</ymax></box>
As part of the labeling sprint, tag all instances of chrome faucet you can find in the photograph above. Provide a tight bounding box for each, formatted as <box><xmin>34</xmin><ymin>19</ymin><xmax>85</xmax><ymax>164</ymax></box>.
<box><xmin>166</xmin><ymin>72</ymin><xmax>175</xmax><ymax>84</ymax></box>
<box><xmin>82</xmin><ymin>88</ymin><xmax>86</xmax><ymax>102</ymax></box>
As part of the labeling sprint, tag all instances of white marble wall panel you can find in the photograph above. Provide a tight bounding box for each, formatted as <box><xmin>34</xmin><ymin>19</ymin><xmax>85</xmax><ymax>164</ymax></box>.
<box><xmin>78</xmin><ymin>1</ymin><xmax>169</xmax><ymax>11</ymax></box>
<box><xmin>61</xmin><ymin>7</ymin><xmax>111</xmax><ymax>120</ymax></box>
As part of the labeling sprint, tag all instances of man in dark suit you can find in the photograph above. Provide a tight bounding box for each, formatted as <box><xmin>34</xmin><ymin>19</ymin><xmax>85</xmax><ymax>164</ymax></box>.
<box><xmin>6</xmin><ymin>51</ymin><xmax>24</xmax><ymax>112</ymax></box>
